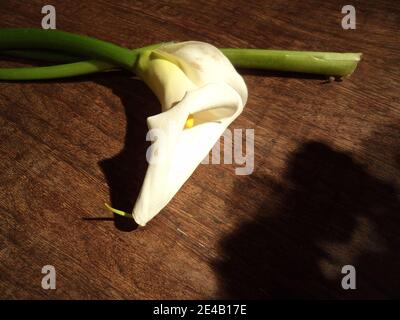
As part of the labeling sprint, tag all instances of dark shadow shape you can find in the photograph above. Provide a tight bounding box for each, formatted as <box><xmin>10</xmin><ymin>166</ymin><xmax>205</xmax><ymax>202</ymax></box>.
<box><xmin>216</xmin><ymin>141</ymin><xmax>400</xmax><ymax>299</ymax></box>
<box><xmin>89</xmin><ymin>73</ymin><xmax>161</xmax><ymax>232</ymax></box>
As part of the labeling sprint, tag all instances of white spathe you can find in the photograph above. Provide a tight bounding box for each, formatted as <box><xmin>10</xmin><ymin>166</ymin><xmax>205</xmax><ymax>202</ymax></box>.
<box><xmin>132</xmin><ymin>41</ymin><xmax>248</xmax><ymax>226</ymax></box>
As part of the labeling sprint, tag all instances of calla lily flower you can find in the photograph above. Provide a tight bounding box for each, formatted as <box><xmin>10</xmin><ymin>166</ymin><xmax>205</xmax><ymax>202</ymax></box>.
<box><xmin>0</xmin><ymin>29</ymin><xmax>362</xmax><ymax>227</ymax></box>
<box><xmin>131</xmin><ymin>41</ymin><xmax>248</xmax><ymax>226</ymax></box>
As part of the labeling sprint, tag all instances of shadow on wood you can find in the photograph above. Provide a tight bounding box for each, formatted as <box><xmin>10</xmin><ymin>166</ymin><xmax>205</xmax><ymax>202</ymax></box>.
<box><xmin>216</xmin><ymin>139</ymin><xmax>400</xmax><ymax>298</ymax></box>
<box><xmin>94</xmin><ymin>73</ymin><xmax>160</xmax><ymax>232</ymax></box>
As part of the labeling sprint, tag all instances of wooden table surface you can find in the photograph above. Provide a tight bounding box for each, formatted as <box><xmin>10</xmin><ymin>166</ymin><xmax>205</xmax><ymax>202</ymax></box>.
<box><xmin>0</xmin><ymin>0</ymin><xmax>399</xmax><ymax>299</ymax></box>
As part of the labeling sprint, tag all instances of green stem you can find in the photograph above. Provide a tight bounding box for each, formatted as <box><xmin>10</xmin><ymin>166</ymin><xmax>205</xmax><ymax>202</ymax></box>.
<box><xmin>0</xmin><ymin>48</ymin><xmax>362</xmax><ymax>81</ymax></box>
<box><xmin>0</xmin><ymin>60</ymin><xmax>115</xmax><ymax>80</ymax></box>
<box><xmin>221</xmin><ymin>49</ymin><xmax>362</xmax><ymax>77</ymax></box>
<box><xmin>0</xmin><ymin>28</ymin><xmax>144</xmax><ymax>69</ymax></box>
<box><xmin>0</xmin><ymin>28</ymin><xmax>362</xmax><ymax>80</ymax></box>
<box><xmin>0</xmin><ymin>49</ymin><xmax>82</xmax><ymax>63</ymax></box>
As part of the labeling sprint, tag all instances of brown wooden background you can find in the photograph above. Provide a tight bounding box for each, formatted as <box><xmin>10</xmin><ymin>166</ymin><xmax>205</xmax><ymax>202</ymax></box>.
<box><xmin>0</xmin><ymin>0</ymin><xmax>399</xmax><ymax>299</ymax></box>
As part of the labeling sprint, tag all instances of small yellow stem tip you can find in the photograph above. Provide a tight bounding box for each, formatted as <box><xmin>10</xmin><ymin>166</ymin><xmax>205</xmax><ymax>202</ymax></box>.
<box><xmin>104</xmin><ymin>203</ymin><xmax>133</xmax><ymax>218</ymax></box>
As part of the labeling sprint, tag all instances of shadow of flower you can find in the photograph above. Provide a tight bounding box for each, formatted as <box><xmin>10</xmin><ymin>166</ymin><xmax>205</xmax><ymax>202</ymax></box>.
<box><xmin>93</xmin><ymin>72</ymin><xmax>160</xmax><ymax>231</ymax></box>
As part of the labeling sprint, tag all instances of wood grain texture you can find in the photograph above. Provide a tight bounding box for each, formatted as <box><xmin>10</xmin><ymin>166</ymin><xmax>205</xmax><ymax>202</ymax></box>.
<box><xmin>0</xmin><ymin>0</ymin><xmax>399</xmax><ymax>299</ymax></box>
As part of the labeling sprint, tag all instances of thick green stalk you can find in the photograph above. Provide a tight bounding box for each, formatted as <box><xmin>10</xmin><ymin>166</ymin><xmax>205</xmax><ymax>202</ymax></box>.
<box><xmin>221</xmin><ymin>49</ymin><xmax>362</xmax><ymax>77</ymax></box>
<box><xmin>0</xmin><ymin>48</ymin><xmax>362</xmax><ymax>81</ymax></box>
<box><xmin>0</xmin><ymin>60</ymin><xmax>115</xmax><ymax>80</ymax></box>
<box><xmin>0</xmin><ymin>28</ymin><xmax>139</xmax><ymax>69</ymax></box>
<box><xmin>0</xmin><ymin>49</ymin><xmax>82</xmax><ymax>63</ymax></box>
<box><xmin>0</xmin><ymin>28</ymin><xmax>362</xmax><ymax>80</ymax></box>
